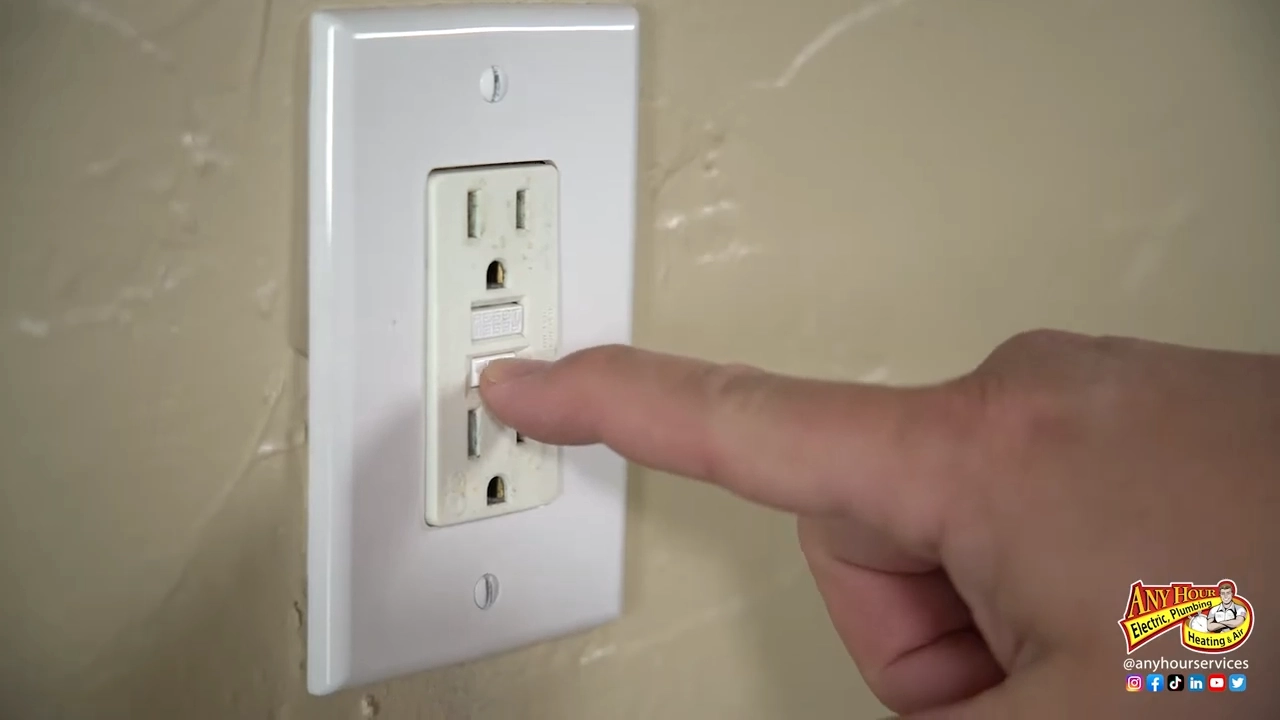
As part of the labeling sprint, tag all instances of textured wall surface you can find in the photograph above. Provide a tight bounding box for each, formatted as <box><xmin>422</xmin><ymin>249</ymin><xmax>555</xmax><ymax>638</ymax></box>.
<box><xmin>2</xmin><ymin>1</ymin><xmax>1279</xmax><ymax>718</ymax></box>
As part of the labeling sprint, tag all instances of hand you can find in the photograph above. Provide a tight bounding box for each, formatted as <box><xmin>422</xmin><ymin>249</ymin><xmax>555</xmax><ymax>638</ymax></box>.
<box><xmin>479</xmin><ymin>330</ymin><xmax>1280</xmax><ymax>717</ymax></box>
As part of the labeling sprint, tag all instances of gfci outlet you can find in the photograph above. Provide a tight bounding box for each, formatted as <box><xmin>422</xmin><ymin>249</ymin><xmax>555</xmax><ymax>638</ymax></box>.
<box><xmin>425</xmin><ymin>164</ymin><xmax>561</xmax><ymax>526</ymax></box>
<box><xmin>306</xmin><ymin>6</ymin><xmax>638</xmax><ymax>695</ymax></box>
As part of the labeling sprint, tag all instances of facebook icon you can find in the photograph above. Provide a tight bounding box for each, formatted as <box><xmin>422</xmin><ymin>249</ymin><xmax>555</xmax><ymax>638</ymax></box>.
<box><xmin>1147</xmin><ymin>674</ymin><xmax>1164</xmax><ymax>692</ymax></box>
<box><xmin>1188</xmin><ymin>674</ymin><xmax>1207</xmax><ymax>692</ymax></box>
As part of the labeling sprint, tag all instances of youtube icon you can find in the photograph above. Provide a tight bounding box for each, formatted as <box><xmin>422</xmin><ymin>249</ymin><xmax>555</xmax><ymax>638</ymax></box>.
<box><xmin>1208</xmin><ymin>674</ymin><xmax>1227</xmax><ymax>692</ymax></box>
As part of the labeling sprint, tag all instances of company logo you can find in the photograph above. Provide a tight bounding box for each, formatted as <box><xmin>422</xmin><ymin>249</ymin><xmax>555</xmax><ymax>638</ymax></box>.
<box><xmin>1228</xmin><ymin>674</ymin><xmax>1247</xmax><ymax>692</ymax></box>
<box><xmin>1208</xmin><ymin>674</ymin><xmax>1227</xmax><ymax>692</ymax></box>
<box><xmin>1146</xmin><ymin>674</ymin><xmax>1164</xmax><ymax>692</ymax></box>
<box><xmin>1119</xmin><ymin>579</ymin><xmax>1253</xmax><ymax>654</ymax></box>
<box><xmin>1187</xmin><ymin>674</ymin><xmax>1206</xmax><ymax>692</ymax></box>
<box><xmin>1125</xmin><ymin>674</ymin><xmax>1143</xmax><ymax>692</ymax></box>
<box><xmin>1166</xmin><ymin>674</ymin><xmax>1184</xmax><ymax>691</ymax></box>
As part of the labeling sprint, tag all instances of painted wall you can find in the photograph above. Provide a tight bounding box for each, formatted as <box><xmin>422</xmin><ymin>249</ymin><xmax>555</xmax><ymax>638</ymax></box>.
<box><xmin>2</xmin><ymin>1</ymin><xmax>1278</xmax><ymax>718</ymax></box>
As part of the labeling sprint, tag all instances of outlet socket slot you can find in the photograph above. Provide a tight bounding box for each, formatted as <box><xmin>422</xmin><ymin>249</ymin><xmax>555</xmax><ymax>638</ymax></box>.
<box><xmin>486</xmin><ymin>260</ymin><xmax>506</xmax><ymax>289</ymax></box>
<box><xmin>486</xmin><ymin>476</ymin><xmax>506</xmax><ymax>505</ymax></box>
<box><xmin>515</xmin><ymin>189</ymin><xmax>528</xmax><ymax>230</ymax></box>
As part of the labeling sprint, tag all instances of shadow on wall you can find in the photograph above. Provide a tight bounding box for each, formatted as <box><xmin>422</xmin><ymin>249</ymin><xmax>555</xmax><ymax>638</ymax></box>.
<box><xmin>58</xmin><ymin>23</ymin><xmax>315</xmax><ymax>717</ymax></box>
<box><xmin>63</xmin><ymin>355</ymin><xmax>310</xmax><ymax>720</ymax></box>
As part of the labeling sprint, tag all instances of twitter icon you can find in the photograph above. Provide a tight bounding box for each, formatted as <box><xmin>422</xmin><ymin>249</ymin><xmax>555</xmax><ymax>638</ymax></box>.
<box><xmin>1229</xmin><ymin>674</ymin><xmax>1247</xmax><ymax>692</ymax></box>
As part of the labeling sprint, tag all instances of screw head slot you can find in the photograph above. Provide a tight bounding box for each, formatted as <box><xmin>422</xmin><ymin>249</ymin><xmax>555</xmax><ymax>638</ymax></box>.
<box><xmin>474</xmin><ymin>573</ymin><xmax>500</xmax><ymax>609</ymax></box>
<box><xmin>479</xmin><ymin>66</ymin><xmax>507</xmax><ymax>103</ymax></box>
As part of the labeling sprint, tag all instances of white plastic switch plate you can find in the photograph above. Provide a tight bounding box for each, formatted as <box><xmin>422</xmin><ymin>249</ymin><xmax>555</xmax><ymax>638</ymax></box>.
<box><xmin>306</xmin><ymin>5</ymin><xmax>638</xmax><ymax>696</ymax></box>
<box><xmin>425</xmin><ymin>163</ymin><xmax>561</xmax><ymax>526</ymax></box>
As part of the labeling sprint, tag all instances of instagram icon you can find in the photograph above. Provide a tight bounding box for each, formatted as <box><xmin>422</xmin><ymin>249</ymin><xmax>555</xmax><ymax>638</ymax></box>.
<box><xmin>1125</xmin><ymin>675</ymin><xmax>1143</xmax><ymax>692</ymax></box>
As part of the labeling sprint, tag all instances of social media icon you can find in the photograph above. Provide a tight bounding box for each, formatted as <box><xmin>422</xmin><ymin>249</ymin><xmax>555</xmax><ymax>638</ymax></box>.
<box><xmin>1228</xmin><ymin>674</ymin><xmax>1247</xmax><ymax>692</ymax></box>
<box><xmin>1125</xmin><ymin>674</ymin><xmax>1143</xmax><ymax>692</ymax></box>
<box><xmin>1208</xmin><ymin>674</ymin><xmax>1227</xmax><ymax>692</ymax></box>
<box><xmin>1187</xmin><ymin>674</ymin><xmax>1206</xmax><ymax>692</ymax></box>
<box><xmin>1146</xmin><ymin>674</ymin><xmax>1164</xmax><ymax>692</ymax></box>
<box><xmin>1166</xmin><ymin>674</ymin><xmax>1184</xmax><ymax>691</ymax></box>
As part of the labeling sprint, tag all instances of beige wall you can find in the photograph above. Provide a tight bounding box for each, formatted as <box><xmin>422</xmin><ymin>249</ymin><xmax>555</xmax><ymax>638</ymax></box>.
<box><xmin>3</xmin><ymin>0</ymin><xmax>1279</xmax><ymax>718</ymax></box>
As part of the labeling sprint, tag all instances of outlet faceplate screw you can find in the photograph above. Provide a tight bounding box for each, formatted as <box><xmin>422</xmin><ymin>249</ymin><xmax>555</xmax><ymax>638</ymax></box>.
<box><xmin>479</xmin><ymin>66</ymin><xmax>507</xmax><ymax>103</ymax></box>
<box><xmin>474</xmin><ymin>573</ymin><xmax>500</xmax><ymax>609</ymax></box>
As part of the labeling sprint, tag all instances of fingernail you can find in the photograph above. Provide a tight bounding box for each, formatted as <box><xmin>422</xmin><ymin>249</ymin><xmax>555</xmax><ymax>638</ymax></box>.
<box><xmin>482</xmin><ymin>358</ymin><xmax>550</xmax><ymax>385</ymax></box>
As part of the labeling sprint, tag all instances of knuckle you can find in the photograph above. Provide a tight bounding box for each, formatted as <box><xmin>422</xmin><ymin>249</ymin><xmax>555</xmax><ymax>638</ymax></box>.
<box><xmin>986</xmin><ymin>328</ymin><xmax>1086</xmax><ymax>366</ymax></box>
<box><xmin>978</xmin><ymin>330</ymin><xmax>1131</xmax><ymax>438</ymax></box>
<box><xmin>969</xmin><ymin>370</ymin><xmax>1075</xmax><ymax>469</ymax></box>
<box><xmin>693</xmin><ymin>362</ymin><xmax>771</xmax><ymax>479</ymax></box>
<box><xmin>1008</xmin><ymin>327</ymin><xmax>1087</xmax><ymax>349</ymax></box>
<box><xmin>706</xmin><ymin>358</ymin><xmax>762</xmax><ymax>397</ymax></box>
<box><xmin>700</xmin><ymin>362</ymin><xmax>774</xmax><ymax>420</ymax></box>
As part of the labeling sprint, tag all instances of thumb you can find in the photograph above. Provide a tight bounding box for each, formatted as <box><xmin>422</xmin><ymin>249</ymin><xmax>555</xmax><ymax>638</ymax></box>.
<box><xmin>480</xmin><ymin>345</ymin><xmax>979</xmax><ymax>547</ymax></box>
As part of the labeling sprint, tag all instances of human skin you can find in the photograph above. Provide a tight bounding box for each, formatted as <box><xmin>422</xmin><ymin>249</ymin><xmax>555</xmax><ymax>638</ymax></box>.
<box><xmin>479</xmin><ymin>330</ymin><xmax>1279</xmax><ymax>718</ymax></box>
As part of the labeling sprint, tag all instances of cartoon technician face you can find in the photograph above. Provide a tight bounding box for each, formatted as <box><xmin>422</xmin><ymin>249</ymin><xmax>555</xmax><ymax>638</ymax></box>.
<box><xmin>1208</xmin><ymin>581</ymin><xmax>1247</xmax><ymax>633</ymax></box>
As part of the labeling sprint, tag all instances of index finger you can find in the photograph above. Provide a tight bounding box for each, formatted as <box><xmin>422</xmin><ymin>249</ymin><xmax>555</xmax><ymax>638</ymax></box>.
<box><xmin>479</xmin><ymin>345</ymin><xmax>975</xmax><ymax>548</ymax></box>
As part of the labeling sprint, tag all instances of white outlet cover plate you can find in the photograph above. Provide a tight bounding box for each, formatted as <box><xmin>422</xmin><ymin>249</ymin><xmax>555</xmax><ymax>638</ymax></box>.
<box><xmin>306</xmin><ymin>5</ymin><xmax>638</xmax><ymax>695</ymax></box>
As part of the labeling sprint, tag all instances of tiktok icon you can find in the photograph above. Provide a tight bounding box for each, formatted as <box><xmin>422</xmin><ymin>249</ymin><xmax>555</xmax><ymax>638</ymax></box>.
<box><xmin>1166</xmin><ymin>674</ymin><xmax>1185</xmax><ymax>692</ymax></box>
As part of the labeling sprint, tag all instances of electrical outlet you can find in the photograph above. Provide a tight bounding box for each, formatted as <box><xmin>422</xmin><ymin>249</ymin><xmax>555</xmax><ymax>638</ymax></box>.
<box><xmin>425</xmin><ymin>163</ymin><xmax>561</xmax><ymax>526</ymax></box>
<box><xmin>306</xmin><ymin>5</ymin><xmax>637</xmax><ymax>696</ymax></box>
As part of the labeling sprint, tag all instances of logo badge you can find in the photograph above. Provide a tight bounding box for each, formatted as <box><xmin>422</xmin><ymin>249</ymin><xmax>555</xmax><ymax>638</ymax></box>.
<box><xmin>1187</xmin><ymin>674</ymin><xmax>1206</xmax><ymax>692</ymax></box>
<box><xmin>1125</xmin><ymin>674</ymin><xmax>1143</xmax><ymax>692</ymax></box>
<box><xmin>1146</xmin><ymin>674</ymin><xmax>1164</xmax><ymax>692</ymax></box>
<box><xmin>1119</xmin><ymin>579</ymin><xmax>1253</xmax><ymax>654</ymax></box>
<box><xmin>1166</xmin><ymin>674</ymin><xmax>1184</xmax><ymax>691</ymax></box>
<box><xmin>1208</xmin><ymin>674</ymin><xmax>1227</xmax><ymax>692</ymax></box>
<box><xmin>1228</xmin><ymin>674</ymin><xmax>1247</xmax><ymax>692</ymax></box>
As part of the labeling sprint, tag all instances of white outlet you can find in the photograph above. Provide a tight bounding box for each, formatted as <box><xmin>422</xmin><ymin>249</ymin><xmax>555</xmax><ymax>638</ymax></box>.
<box><xmin>425</xmin><ymin>163</ymin><xmax>561</xmax><ymax>526</ymax></box>
<box><xmin>306</xmin><ymin>4</ymin><xmax>638</xmax><ymax>696</ymax></box>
